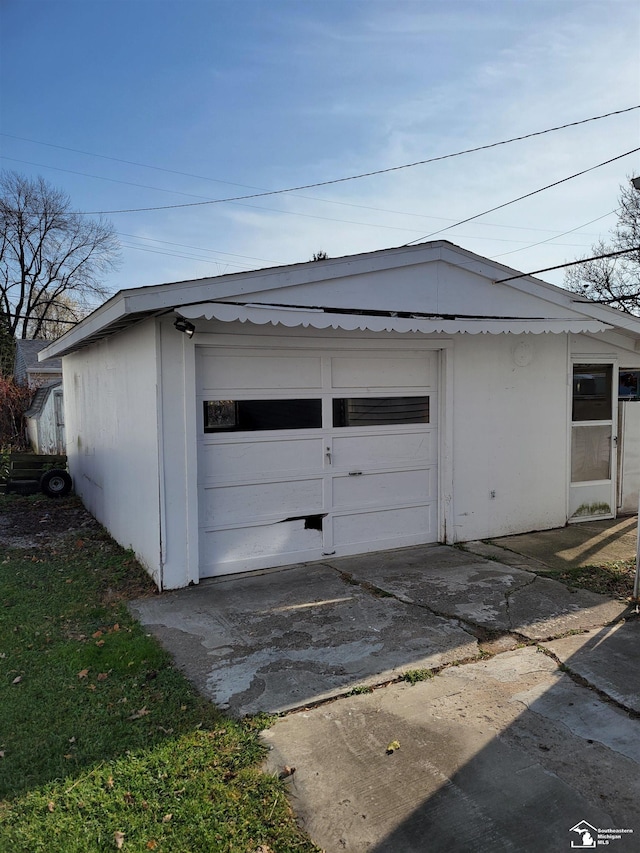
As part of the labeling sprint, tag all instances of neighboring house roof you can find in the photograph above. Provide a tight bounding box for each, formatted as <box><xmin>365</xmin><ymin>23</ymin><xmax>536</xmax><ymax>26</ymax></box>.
<box><xmin>24</xmin><ymin>380</ymin><xmax>63</xmax><ymax>419</ymax></box>
<box><xmin>14</xmin><ymin>339</ymin><xmax>63</xmax><ymax>383</ymax></box>
<box><xmin>39</xmin><ymin>240</ymin><xmax>640</xmax><ymax>360</ymax></box>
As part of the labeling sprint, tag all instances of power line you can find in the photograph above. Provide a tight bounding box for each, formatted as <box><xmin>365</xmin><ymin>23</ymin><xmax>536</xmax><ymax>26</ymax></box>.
<box><xmin>13</xmin><ymin>105</ymin><xmax>634</xmax><ymax>216</ymax></box>
<box><xmin>493</xmin><ymin>246</ymin><xmax>640</xmax><ymax>283</ymax></box>
<box><xmin>404</xmin><ymin>147</ymin><xmax>640</xmax><ymax>246</ymax></box>
<box><xmin>117</xmin><ymin>233</ymin><xmax>279</xmax><ymax>265</ymax></box>
<box><xmin>490</xmin><ymin>210</ymin><xmax>619</xmax><ymax>259</ymax></box>
<box><xmin>4</xmin><ymin>103</ymin><xmax>636</xmax><ymax>191</ymax></box>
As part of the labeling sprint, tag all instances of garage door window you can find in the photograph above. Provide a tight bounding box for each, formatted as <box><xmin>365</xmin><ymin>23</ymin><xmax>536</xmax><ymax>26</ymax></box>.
<box><xmin>204</xmin><ymin>399</ymin><xmax>322</xmax><ymax>432</ymax></box>
<box><xmin>332</xmin><ymin>396</ymin><xmax>429</xmax><ymax>427</ymax></box>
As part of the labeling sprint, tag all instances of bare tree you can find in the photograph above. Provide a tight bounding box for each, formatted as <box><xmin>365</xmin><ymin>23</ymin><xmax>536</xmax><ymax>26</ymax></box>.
<box><xmin>565</xmin><ymin>179</ymin><xmax>640</xmax><ymax>313</ymax></box>
<box><xmin>26</xmin><ymin>293</ymin><xmax>88</xmax><ymax>339</ymax></box>
<box><xmin>0</xmin><ymin>171</ymin><xmax>120</xmax><ymax>341</ymax></box>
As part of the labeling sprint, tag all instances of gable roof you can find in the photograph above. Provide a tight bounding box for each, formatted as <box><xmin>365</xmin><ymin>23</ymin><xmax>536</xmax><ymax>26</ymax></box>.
<box><xmin>39</xmin><ymin>240</ymin><xmax>640</xmax><ymax>360</ymax></box>
<box><xmin>14</xmin><ymin>339</ymin><xmax>63</xmax><ymax>383</ymax></box>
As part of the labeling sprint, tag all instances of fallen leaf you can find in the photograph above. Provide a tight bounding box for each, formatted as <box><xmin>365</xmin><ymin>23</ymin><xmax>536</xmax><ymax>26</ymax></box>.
<box><xmin>123</xmin><ymin>791</ymin><xmax>134</xmax><ymax>804</ymax></box>
<box><xmin>279</xmin><ymin>765</ymin><xmax>296</xmax><ymax>779</ymax></box>
<box><xmin>77</xmin><ymin>669</ymin><xmax>89</xmax><ymax>679</ymax></box>
<box><xmin>128</xmin><ymin>707</ymin><xmax>150</xmax><ymax>720</ymax></box>
<box><xmin>162</xmin><ymin>813</ymin><xmax>172</xmax><ymax>823</ymax></box>
<box><xmin>114</xmin><ymin>830</ymin><xmax>125</xmax><ymax>849</ymax></box>
<box><xmin>107</xmin><ymin>775</ymin><xmax>114</xmax><ymax>789</ymax></box>
<box><xmin>12</xmin><ymin>675</ymin><xmax>22</xmax><ymax>685</ymax></box>
<box><xmin>87</xmin><ymin>683</ymin><xmax>96</xmax><ymax>691</ymax></box>
<box><xmin>146</xmin><ymin>842</ymin><xmax>158</xmax><ymax>850</ymax></box>
<box><xmin>64</xmin><ymin>753</ymin><xmax>73</xmax><ymax>760</ymax></box>
<box><xmin>47</xmin><ymin>801</ymin><xmax>55</xmax><ymax>812</ymax></box>
<box><xmin>75</xmin><ymin>539</ymin><xmax>84</xmax><ymax>549</ymax></box>
<box><xmin>69</xmin><ymin>736</ymin><xmax>76</xmax><ymax>743</ymax></box>
<box><xmin>386</xmin><ymin>740</ymin><xmax>401</xmax><ymax>754</ymax></box>
<box><xmin>96</xmin><ymin>640</ymin><xmax>105</xmax><ymax>647</ymax></box>
<box><xmin>112</xmin><ymin>623</ymin><xmax>120</xmax><ymax>632</ymax></box>
<box><xmin>92</xmin><ymin>630</ymin><xmax>103</xmax><ymax>639</ymax></box>
<box><xmin>97</xmin><ymin>672</ymin><xmax>109</xmax><ymax>681</ymax></box>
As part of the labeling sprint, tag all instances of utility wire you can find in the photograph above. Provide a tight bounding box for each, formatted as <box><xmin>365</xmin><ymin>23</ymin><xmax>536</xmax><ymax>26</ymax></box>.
<box><xmin>1</xmin><ymin>155</ymin><xmax>610</xmax><ymax>245</ymax></box>
<box><xmin>493</xmin><ymin>246</ymin><xmax>640</xmax><ymax>283</ymax></box>
<box><xmin>405</xmin><ymin>147</ymin><xmax>640</xmax><ymax>246</ymax></box>
<box><xmin>490</xmin><ymin>210</ymin><xmax>619</xmax><ymax>259</ymax></box>
<box><xmin>13</xmin><ymin>105</ymin><xmax>634</xmax><ymax>216</ymax></box>
<box><xmin>3</xmin><ymin>104</ymin><xmax>637</xmax><ymax>191</ymax></box>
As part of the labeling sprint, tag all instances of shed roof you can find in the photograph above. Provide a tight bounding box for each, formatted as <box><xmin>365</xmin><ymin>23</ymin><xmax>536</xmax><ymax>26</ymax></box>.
<box><xmin>24</xmin><ymin>380</ymin><xmax>63</xmax><ymax>419</ymax></box>
<box><xmin>39</xmin><ymin>241</ymin><xmax>640</xmax><ymax>360</ymax></box>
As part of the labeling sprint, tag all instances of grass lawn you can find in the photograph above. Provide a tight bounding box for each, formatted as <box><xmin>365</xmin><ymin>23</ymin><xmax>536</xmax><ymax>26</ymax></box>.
<box><xmin>533</xmin><ymin>559</ymin><xmax>636</xmax><ymax>600</ymax></box>
<box><xmin>0</xmin><ymin>495</ymin><xmax>318</xmax><ymax>853</ymax></box>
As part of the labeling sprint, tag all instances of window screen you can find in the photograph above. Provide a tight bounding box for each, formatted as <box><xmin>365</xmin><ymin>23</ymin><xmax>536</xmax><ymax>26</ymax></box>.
<box><xmin>204</xmin><ymin>399</ymin><xmax>322</xmax><ymax>432</ymax></box>
<box><xmin>333</xmin><ymin>396</ymin><xmax>429</xmax><ymax>427</ymax></box>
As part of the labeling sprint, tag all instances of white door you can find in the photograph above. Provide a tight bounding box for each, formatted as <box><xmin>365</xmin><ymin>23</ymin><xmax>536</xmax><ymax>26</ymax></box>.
<box><xmin>569</xmin><ymin>362</ymin><xmax>617</xmax><ymax>521</ymax></box>
<box><xmin>196</xmin><ymin>346</ymin><xmax>439</xmax><ymax>576</ymax></box>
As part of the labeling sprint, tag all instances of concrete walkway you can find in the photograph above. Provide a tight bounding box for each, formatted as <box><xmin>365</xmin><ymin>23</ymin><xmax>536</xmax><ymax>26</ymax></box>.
<box><xmin>130</xmin><ymin>535</ymin><xmax>640</xmax><ymax>852</ymax></box>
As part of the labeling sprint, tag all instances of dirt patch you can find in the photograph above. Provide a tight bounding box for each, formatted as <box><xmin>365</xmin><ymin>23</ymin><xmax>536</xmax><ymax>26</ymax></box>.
<box><xmin>0</xmin><ymin>495</ymin><xmax>101</xmax><ymax>549</ymax></box>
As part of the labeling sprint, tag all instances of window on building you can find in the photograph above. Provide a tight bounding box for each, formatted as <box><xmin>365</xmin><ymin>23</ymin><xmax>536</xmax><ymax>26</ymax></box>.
<box><xmin>572</xmin><ymin>365</ymin><xmax>612</xmax><ymax>421</ymax></box>
<box><xmin>332</xmin><ymin>396</ymin><xmax>430</xmax><ymax>427</ymax></box>
<box><xmin>203</xmin><ymin>399</ymin><xmax>322</xmax><ymax>432</ymax></box>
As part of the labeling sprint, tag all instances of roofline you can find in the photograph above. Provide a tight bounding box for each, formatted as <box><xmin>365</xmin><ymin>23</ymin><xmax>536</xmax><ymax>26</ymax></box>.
<box><xmin>39</xmin><ymin>239</ymin><xmax>640</xmax><ymax>359</ymax></box>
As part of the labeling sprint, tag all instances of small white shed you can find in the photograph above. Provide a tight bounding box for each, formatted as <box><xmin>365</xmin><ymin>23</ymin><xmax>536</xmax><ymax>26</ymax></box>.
<box><xmin>40</xmin><ymin>241</ymin><xmax>640</xmax><ymax>590</ymax></box>
<box><xmin>23</xmin><ymin>380</ymin><xmax>65</xmax><ymax>455</ymax></box>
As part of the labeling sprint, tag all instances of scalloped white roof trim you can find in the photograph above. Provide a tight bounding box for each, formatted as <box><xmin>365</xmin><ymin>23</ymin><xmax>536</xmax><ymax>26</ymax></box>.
<box><xmin>177</xmin><ymin>302</ymin><xmax>611</xmax><ymax>335</ymax></box>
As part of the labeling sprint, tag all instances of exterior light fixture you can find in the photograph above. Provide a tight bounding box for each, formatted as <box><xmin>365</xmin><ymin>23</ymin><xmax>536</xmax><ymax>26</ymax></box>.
<box><xmin>632</xmin><ymin>176</ymin><xmax>640</xmax><ymax>191</ymax></box>
<box><xmin>174</xmin><ymin>317</ymin><xmax>195</xmax><ymax>338</ymax></box>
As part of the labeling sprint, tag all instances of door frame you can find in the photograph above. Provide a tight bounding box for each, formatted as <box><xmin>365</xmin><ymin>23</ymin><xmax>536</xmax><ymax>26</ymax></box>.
<box><xmin>568</xmin><ymin>355</ymin><xmax>618</xmax><ymax>523</ymax></box>
<box><xmin>191</xmin><ymin>331</ymin><xmax>453</xmax><ymax>576</ymax></box>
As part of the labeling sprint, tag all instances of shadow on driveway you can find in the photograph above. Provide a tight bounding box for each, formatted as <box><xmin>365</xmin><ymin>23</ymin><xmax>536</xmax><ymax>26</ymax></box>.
<box><xmin>130</xmin><ymin>542</ymin><xmax>639</xmax><ymax>852</ymax></box>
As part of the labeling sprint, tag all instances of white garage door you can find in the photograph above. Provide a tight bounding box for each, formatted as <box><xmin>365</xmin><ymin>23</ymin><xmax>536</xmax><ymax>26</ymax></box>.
<box><xmin>196</xmin><ymin>346</ymin><xmax>439</xmax><ymax>577</ymax></box>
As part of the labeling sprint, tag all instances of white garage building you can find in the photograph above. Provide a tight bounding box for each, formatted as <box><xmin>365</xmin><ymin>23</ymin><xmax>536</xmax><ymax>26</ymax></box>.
<box><xmin>41</xmin><ymin>242</ymin><xmax>640</xmax><ymax>590</ymax></box>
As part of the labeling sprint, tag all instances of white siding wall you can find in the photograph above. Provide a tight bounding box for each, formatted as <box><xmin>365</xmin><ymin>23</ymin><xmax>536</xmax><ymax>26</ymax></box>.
<box><xmin>63</xmin><ymin>320</ymin><xmax>162</xmax><ymax>585</ymax></box>
<box><xmin>450</xmin><ymin>333</ymin><xmax>569</xmax><ymax>541</ymax></box>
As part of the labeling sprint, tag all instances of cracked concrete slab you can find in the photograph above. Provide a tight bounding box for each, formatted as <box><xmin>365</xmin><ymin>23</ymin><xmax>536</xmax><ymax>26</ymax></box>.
<box><xmin>129</xmin><ymin>561</ymin><xmax>478</xmax><ymax>716</ymax></box>
<box><xmin>129</xmin><ymin>539</ymin><xmax>640</xmax><ymax>851</ymax></box>
<box><xmin>262</xmin><ymin>647</ymin><xmax>640</xmax><ymax>853</ymax></box>
<box><xmin>540</xmin><ymin>619</ymin><xmax>640</xmax><ymax>713</ymax></box>
<box><xmin>327</xmin><ymin>545</ymin><xmax>628</xmax><ymax>638</ymax></box>
<box><xmin>505</xmin><ymin>574</ymin><xmax>628</xmax><ymax>639</ymax></box>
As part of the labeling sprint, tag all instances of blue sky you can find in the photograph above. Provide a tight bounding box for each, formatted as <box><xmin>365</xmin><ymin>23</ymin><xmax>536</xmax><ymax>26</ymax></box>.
<box><xmin>1</xmin><ymin>0</ymin><xmax>639</xmax><ymax>296</ymax></box>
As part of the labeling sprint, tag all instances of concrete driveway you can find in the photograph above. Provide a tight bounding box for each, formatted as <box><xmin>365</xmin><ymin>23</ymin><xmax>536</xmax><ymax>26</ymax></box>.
<box><xmin>130</xmin><ymin>541</ymin><xmax>640</xmax><ymax>852</ymax></box>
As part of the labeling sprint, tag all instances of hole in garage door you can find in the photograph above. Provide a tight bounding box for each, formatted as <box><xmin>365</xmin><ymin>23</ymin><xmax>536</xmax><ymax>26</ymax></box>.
<box><xmin>278</xmin><ymin>513</ymin><xmax>327</xmax><ymax>531</ymax></box>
